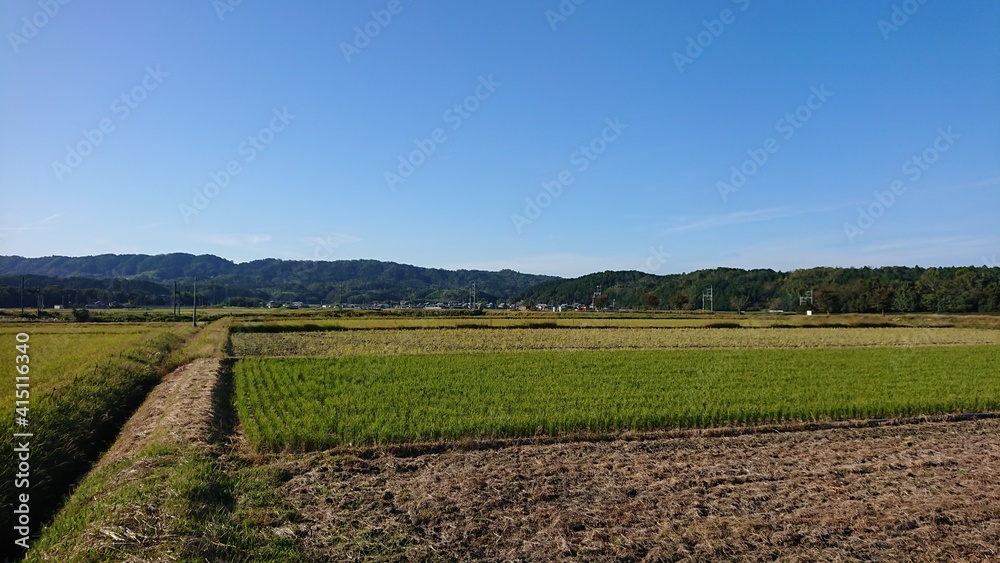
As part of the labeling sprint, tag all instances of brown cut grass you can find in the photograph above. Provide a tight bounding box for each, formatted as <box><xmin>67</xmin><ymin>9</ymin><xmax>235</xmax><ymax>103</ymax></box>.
<box><xmin>277</xmin><ymin>418</ymin><xmax>1000</xmax><ymax>561</ymax></box>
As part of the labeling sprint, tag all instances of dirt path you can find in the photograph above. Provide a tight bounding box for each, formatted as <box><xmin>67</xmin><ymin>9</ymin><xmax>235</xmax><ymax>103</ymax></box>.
<box><xmin>282</xmin><ymin>418</ymin><xmax>1000</xmax><ymax>561</ymax></box>
<box><xmin>96</xmin><ymin>357</ymin><xmax>223</xmax><ymax>469</ymax></box>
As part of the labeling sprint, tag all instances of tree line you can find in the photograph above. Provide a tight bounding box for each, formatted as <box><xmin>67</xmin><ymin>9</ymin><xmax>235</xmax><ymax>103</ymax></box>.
<box><xmin>4</xmin><ymin>263</ymin><xmax>999</xmax><ymax>314</ymax></box>
<box><xmin>514</xmin><ymin>266</ymin><xmax>1000</xmax><ymax>314</ymax></box>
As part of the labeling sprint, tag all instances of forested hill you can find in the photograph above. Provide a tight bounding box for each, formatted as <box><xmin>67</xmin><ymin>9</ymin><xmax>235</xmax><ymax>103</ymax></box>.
<box><xmin>514</xmin><ymin>266</ymin><xmax>1000</xmax><ymax>314</ymax></box>
<box><xmin>0</xmin><ymin>254</ymin><xmax>556</xmax><ymax>306</ymax></box>
<box><xmin>2</xmin><ymin>255</ymin><xmax>999</xmax><ymax>313</ymax></box>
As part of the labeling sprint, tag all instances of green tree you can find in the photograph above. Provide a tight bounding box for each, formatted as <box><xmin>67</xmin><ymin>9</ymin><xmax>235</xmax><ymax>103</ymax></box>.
<box><xmin>869</xmin><ymin>283</ymin><xmax>895</xmax><ymax>315</ymax></box>
<box><xmin>892</xmin><ymin>282</ymin><xmax>917</xmax><ymax>312</ymax></box>
<box><xmin>669</xmin><ymin>293</ymin><xmax>691</xmax><ymax>310</ymax></box>
<box><xmin>916</xmin><ymin>268</ymin><xmax>945</xmax><ymax>312</ymax></box>
<box><xmin>812</xmin><ymin>287</ymin><xmax>840</xmax><ymax>314</ymax></box>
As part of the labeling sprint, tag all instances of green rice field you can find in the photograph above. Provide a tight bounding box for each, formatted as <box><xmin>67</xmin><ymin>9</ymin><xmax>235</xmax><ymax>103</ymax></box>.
<box><xmin>234</xmin><ymin>344</ymin><xmax>1000</xmax><ymax>451</ymax></box>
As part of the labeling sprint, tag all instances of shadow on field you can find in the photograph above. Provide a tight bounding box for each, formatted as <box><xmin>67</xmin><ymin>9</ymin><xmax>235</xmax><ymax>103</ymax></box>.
<box><xmin>213</xmin><ymin>359</ymin><xmax>239</xmax><ymax>446</ymax></box>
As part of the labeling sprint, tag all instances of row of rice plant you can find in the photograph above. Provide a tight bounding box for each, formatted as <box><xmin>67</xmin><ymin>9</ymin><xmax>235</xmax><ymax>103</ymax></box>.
<box><xmin>234</xmin><ymin>345</ymin><xmax>1000</xmax><ymax>451</ymax></box>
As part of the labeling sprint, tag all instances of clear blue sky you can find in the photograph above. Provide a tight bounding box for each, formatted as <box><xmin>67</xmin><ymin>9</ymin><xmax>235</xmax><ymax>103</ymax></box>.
<box><xmin>2</xmin><ymin>0</ymin><xmax>998</xmax><ymax>277</ymax></box>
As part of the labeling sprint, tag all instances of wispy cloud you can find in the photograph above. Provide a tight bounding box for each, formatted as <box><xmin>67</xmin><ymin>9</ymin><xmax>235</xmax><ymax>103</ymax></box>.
<box><xmin>683</xmin><ymin>234</ymin><xmax>1000</xmax><ymax>272</ymax></box>
<box><xmin>924</xmin><ymin>175</ymin><xmax>1000</xmax><ymax>194</ymax></box>
<box><xmin>854</xmin><ymin>235</ymin><xmax>999</xmax><ymax>264</ymax></box>
<box><xmin>0</xmin><ymin>212</ymin><xmax>65</xmax><ymax>233</ymax></box>
<box><xmin>659</xmin><ymin>204</ymin><xmax>849</xmax><ymax>235</ymax></box>
<box><xmin>195</xmin><ymin>233</ymin><xmax>272</xmax><ymax>247</ymax></box>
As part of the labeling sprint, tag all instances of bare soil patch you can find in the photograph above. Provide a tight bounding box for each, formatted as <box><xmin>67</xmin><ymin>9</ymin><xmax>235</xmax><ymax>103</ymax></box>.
<box><xmin>280</xmin><ymin>418</ymin><xmax>1000</xmax><ymax>561</ymax></box>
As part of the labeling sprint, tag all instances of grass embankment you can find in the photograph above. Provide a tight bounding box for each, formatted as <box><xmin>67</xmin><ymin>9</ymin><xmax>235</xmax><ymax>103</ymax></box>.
<box><xmin>0</xmin><ymin>323</ymin><xmax>198</xmax><ymax>556</ymax></box>
<box><xmin>1</xmin><ymin>318</ymin><xmax>242</xmax><ymax>559</ymax></box>
<box><xmin>235</xmin><ymin>345</ymin><xmax>1000</xmax><ymax>451</ymax></box>
<box><xmin>24</xmin><ymin>320</ymin><xmax>305</xmax><ymax>562</ymax></box>
<box><xmin>25</xmin><ymin>443</ymin><xmax>303</xmax><ymax>562</ymax></box>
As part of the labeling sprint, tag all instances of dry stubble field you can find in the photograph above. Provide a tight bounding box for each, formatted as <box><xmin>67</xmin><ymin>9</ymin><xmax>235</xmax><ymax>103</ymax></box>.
<box><xmin>229</xmin><ymin>321</ymin><xmax>1000</xmax><ymax>560</ymax></box>
<box><xmin>274</xmin><ymin>417</ymin><xmax>1000</xmax><ymax>561</ymax></box>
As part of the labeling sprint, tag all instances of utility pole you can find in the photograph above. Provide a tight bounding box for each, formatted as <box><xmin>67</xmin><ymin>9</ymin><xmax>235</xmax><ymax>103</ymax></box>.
<box><xmin>173</xmin><ymin>281</ymin><xmax>178</xmax><ymax>316</ymax></box>
<box><xmin>339</xmin><ymin>283</ymin><xmax>343</xmax><ymax>310</ymax></box>
<box><xmin>799</xmin><ymin>289</ymin><xmax>814</xmax><ymax>306</ymax></box>
<box><xmin>20</xmin><ymin>276</ymin><xmax>25</xmax><ymax>316</ymax></box>
<box><xmin>192</xmin><ymin>277</ymin><xmax>198</xmax><ymax>327</ymax></box>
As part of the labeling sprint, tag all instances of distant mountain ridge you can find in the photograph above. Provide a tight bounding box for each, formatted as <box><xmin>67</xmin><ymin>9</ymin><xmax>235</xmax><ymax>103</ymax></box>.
<box><xmin>2</xmin><ymin>255</ymin><xmax>998</xmax><ymax>313</ymax></box>
<box><xmin>0</xmin><ymin>253</ymin><xmax>557</xmax><ymax>306</ymax></box>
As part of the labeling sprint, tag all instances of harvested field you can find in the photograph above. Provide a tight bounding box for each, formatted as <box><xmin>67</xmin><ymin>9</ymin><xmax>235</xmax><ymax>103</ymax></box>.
<box><xmin>230</xmin><ymin>326</ymin><xmax>1000</xmax><ymax>357</ymax></box>
<box><xmin>280</xmin><ymin>417</ymin><xmax>1000</xmax><ymax>561</ymax></box>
